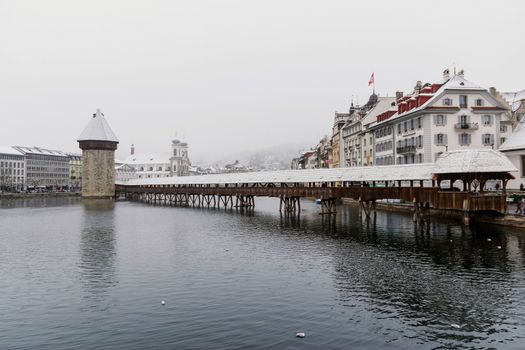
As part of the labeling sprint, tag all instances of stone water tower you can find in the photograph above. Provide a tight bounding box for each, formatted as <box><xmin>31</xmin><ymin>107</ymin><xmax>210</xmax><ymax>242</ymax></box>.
<box><xmin>77</xmin><ymin>109</ymin><xmax>119</xmax><ymax>198</ymax></box>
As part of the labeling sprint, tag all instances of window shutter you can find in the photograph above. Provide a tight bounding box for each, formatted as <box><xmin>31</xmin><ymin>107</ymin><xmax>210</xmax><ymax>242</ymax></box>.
<box><xmin>468</xmin><ymin>134</ymin><xmax>471</xmax><ymax>145</ymax></box>
<box><xmin>434</xmin><ymin>134</ymin><xmax>438</xmax><ymax>145</ymax></box>
<box><xmin>433</xmin><ymin>115</ymin><xmax>437</xmax><ymax>125</ymax></box>
<box><xmin>458</xmin><ymin>134</ymin><xmax>462</xmax><ymax>145</ymax></box>
<box><xmin>443</xmin><ymin>115</ymin><xmax>447</xmax><ymax>126</ymax></box>
<box><xmin>444</xmin><ymin>134</ymin><xmax>448</xmax><ymax>145</ymax></box>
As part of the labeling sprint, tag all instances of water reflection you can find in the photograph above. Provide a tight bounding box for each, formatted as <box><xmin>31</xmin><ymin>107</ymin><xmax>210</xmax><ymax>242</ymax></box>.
<box><xmin>79</xmin><ymin>199</ymin><xmax>117</xmax><ymax>309</ymax></box>
<box><xmin>327</xmin><ymin>212</ymin><xmax>522</xmax><ymax>349</ymax></box>
<box><xmin>0</xmin><ymin>196</ymin><xmax>81</xmax><ymax>209</ymax></box>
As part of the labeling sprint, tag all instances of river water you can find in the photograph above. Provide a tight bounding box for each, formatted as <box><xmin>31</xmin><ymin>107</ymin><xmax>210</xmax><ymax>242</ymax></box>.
<box><xmin>1</xmin><ymin>197</ymin><xmax>524</xmax><ymax>350</ymax></box>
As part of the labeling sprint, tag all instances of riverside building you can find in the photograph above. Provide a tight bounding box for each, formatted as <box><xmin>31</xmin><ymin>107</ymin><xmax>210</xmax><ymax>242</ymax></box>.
<box><xmin>13</xmin><ymin>146</ymin><xmax>70</xmax><ymax>189</ymax></box>
<box><xmin>0</xmin><ymin>146</ymin><xmax>25</xmax><ymax>191</ymax></box>
<box><xmin>124</xmin><ymin>139</ymin><xmax>191</xmax><ymax>179</ymax></box>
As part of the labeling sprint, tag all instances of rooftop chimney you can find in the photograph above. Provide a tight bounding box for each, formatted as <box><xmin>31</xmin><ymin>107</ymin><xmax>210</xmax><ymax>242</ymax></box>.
<box><xmin>442</xmin><ymin>68</ymin><xmax>450</xmax><ymax>82</ymax></box>
<box><xmin>395</xmin><ymin>91</ymin><xmax>404</xmax><ymax>100</ymax></box>
<box><xmin>415</xmin><ymin>81</ymin><xmax>422</xmax><ymax>93</ymax></box>
<box><xmin>489</xmin><ymin>87</ymin><xmax>497</xmax><ymax>96</ymax></box>
<box><xmin>458</xmin><ymin>69</ymin><xmax>465</xmax><ymax>78</ymax></box>
<box><xmin>131</xmin><ymin>144</ymin><xmax>135</xmax><ymax>155</ymax></box>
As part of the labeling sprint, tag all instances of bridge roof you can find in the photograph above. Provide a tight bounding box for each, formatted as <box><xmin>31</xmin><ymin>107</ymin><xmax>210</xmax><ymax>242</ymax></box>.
<box><xmin>120</xmin><ymin>150</ymin><xmax>517</xmax><ymax>187</ymax></box>
<box><xmin>123</xmin><ymin>163</ymin><xmax>436</xmax><ymax>186</ymax></box>
<box><xmin>433</xmin><ymin>149</ymin><xmax>517</xmax><ymax>174</ymax></box>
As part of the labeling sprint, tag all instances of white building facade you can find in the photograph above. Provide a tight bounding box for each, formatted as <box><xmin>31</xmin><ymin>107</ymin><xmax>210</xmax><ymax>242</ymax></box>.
<box><xmin>124</xmin><ymin>139</ymin><xmax>191</xmax><ymax>179</ymax></box>
<box><xmin>0</xmin><ymin>146</ymin><xmax>25</xmax><ymax>191</ymax></box>
<box><xmin>370</xmin><ymin>71</ymin><xmax>511</xmax><ymax>166</ymax></box>
<box><xmin>14</xmin><ymin>146</ymin><xmax>70</xmax><ymax>188</ymax></box>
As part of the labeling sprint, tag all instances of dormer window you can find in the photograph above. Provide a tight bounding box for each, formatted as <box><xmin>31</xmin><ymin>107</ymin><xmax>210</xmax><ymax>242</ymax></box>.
<box><xmin>443</xmin><ymin>98</ymin><xmax>452</xmax><ymax>106</ymax></box>
<box><xmin>475</xmin><ymin>99</ymin><xmax>484</xmax><ymax>107</ymax></box>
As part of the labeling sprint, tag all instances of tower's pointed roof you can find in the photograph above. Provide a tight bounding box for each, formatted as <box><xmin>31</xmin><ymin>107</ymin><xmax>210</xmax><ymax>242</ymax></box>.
<box><xmin>77</xmin><ymin>109</ymin><xmax>119</xmax><ymax>142</ymax></box>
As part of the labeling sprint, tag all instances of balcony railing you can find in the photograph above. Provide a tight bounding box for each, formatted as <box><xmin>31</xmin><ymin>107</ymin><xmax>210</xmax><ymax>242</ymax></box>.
<box><xmin>396</xmin><ymin>145</ymin><xmax>417</xmax><ymax>154</ymax></box>
<box><xmin>454</xmin><ymin>122</ymin><xmax>479</xmax><ymax>130</ymax></box>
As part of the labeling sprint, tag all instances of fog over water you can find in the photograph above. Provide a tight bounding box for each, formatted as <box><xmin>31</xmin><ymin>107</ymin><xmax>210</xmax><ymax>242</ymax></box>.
<box><xmin>1</xmin><ymin>0</ymin><xmax>524</xmax><ymax>162</ymax></box>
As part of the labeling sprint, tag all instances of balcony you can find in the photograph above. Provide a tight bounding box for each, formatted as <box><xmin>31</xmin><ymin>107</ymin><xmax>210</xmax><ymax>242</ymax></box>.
<box><xmin>396</xmin><ymin>145</ymin><xmax>417</xmax><ymax>154</ymax></box>
<box><xmin>454</xmin><ymin>122</ymin><xmax>479</xmax><ymax>130</ymax></box>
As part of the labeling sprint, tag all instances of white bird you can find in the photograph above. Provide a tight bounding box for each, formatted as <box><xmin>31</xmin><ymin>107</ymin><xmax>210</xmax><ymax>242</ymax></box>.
<box><xmin>161</xmin><ymin>300</ymin><xmax>166</xmax><ymax>305</ymax></box>
<box><xmin>487</xmin><ymin>238</ymin><xmax>492</xmax><ymax>242</ymax></box>
<box><xmin>497</xmin><ymin>246</ymin><xmax>502</xmax><ymax>249</ymax></box>
<box><xmin>296</xmin><ymin>332</ymin><xmax>306</xmax><ymax>338</ymax></box>
<box><xmin>451</xmin><ymin>323</ymin><xmax>461</xmax><ymax>329</ymax></box>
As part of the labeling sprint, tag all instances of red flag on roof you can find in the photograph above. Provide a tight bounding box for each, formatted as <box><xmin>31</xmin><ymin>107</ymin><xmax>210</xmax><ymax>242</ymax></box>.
<box><xmin>368</xmin><ymin>73</ymin><xmax>374</xmax><ymax>86</ymax></box>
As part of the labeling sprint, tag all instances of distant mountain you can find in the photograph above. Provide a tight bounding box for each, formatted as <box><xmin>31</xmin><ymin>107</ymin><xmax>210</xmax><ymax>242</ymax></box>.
<box><xmin>195</xmin><ymin>143</ymin><xmax>309</xmax><ymax>170</ymax></box>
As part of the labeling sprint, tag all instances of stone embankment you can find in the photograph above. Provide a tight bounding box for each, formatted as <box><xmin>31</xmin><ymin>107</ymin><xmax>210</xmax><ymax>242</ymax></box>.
<box><xmin>0</xmin><ymin>192</ymin><xmax>80</xmax><ymax>200</ymax></box>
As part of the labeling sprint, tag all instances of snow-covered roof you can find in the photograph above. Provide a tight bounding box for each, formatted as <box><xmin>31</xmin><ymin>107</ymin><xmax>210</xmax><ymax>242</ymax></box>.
<box><xmin>77</xmin><ymin>109</ymin><xmax>119</xmax><ymax>142</ymax></box>
<box><xmin>119</xmin><ymin>150</ymin><xmax>516</xmax><ymax>186</ymax></box>
<box><xmin>122</xmin><ymin>164</ymin><xmax>434</xmax><ymax>186</ymax></box>
<box><xmin>441</xmin><ymin>74</ymin><xmax>484</xmax><ymax>91</ymax></box>
<box><xmin>124</xmin><ymin>153</ymin><xmax>170</xmax><ymax>165</ymax></box>
<box><xmin>361</xmin><ymin>97</ymin><xmax>396</xmax><ymax>127</ymax></box>
<box><xmin>499</xmin><ymin>120</ymin><xmax>525</xmax><ymax>152</ymax></box>
<box><xmin>501</xmin><ymin>90</ymin><xmax>525</xmax><ymax>112</ymax></box>
<box><xmin>115</xmin><ymin>164</ymin><xmax>136</xmax><ymax>171</ymax></box>
<box><xmin>13</xmin><ymin>146</ymin><xmax>69</xmax><ymax>157</ymax></box>
<box><xmin>433</xmin><ymin>149</ymin><xmax>517</xmax><ymax>174</ymax></box>
<box><xmin>0</xmin><ymin>146</ymin><xmax>24</xmax><ymax>156</ymax></box>
<box><xmin>396</xmin><ymin>74</ymin><xmax>489</xmax><ymax>119</ymax></box>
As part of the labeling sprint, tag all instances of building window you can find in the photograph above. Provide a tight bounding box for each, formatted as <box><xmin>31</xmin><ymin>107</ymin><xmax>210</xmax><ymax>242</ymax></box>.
<box><xmin>500</xmin><ymin>125</ymin><xmax>508</xmax><ymax>133</ymax></box>
<box><xmin>410</xmin><ymin>119</ymin><xmax>414</xmax><ymax>130</ymax></box>
<box><xmin>435</xmin><ymin>115</ymin><xmax>446</xmax><ymax>126</ymax></box>
<box><xmin>397</xmin><ymin>124</ymin><xmax>401</xmax><ymax>134</ymax></box>
<box><xmin>475</xmin><ymin>99</ymin><xmax>484</xmax><ymax>106</ymax></box>
<box><xmin>482</xmin><ymin>115</ymin><xmax>492</xmax><ymax>126</ymax></box>
<box><xmin>435</xmin><ymin>152</ymin><xmax>443</xmax><ymax>161</ymax></box>
<box><xmin>443</xmin><ymin>98</ymin><xmax>452</xmax><ymax>106</ymax></box>
<box><xmin>500</xmin><ymin>137</ymin><xmax>506</xmax><ymax>145</ymax></box>
<box><xmin>404</xmin><ymin>122</ymin><xmax>408</xmax><ymax>132</ymax></box>
<box><xmin>435</xmin><ymin>133</ymin><xmax>447</xmax><ymax>145</ymax></box>
<box><xmin>482</xmin><ymin>133</ymin><xmax>494</xmax><ymax>146</ymax></box>
<box><xmin>459</xmin><ymin>95</ymin><xmax>468</xmax><ymax>108</ymax></box>
<box><xmin>459</xmin><ymin>133</ymin><xmax>471</xmax><ymax>146</ymax></box>
<box><xmin>522</xmin><ymin>156</ymin><xmax>525</xmax><ymax>177</ymax></box>
<box><xmin>417</xmin><ymin>117</ymin><xmax>422</xmax><ymax>128</ymax></box>
<box><xmin>459</xmin><ymin>114</ymin><xmax>469</xmax><ymax>125</ymax></box>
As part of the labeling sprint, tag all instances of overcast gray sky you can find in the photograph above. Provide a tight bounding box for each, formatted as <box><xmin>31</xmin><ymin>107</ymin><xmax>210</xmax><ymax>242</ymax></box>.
<box><xmin>1</xmin><ymin>0</ymin><xmax>523</xmax><ymax>162</ymax></box>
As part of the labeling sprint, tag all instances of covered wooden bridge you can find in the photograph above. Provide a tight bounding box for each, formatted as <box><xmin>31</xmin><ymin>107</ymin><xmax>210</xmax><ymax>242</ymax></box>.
<box><xmin>115</xmin><ymin>150</ymin><xmax>516</xmax><ymax>225</ymax></box>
